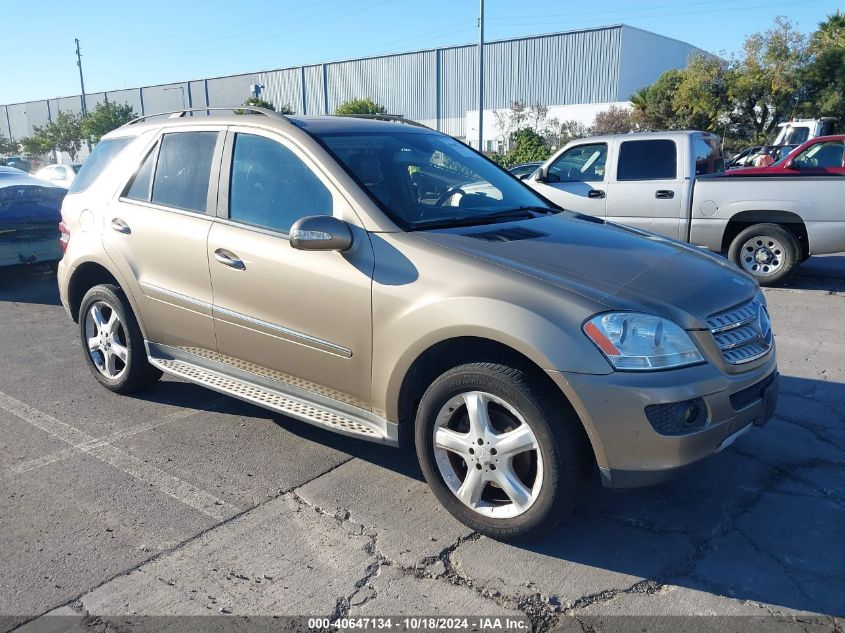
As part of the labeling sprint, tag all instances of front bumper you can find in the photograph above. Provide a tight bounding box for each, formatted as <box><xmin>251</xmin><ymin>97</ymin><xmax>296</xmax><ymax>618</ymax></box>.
<box><xmin>550</xmin><ymin>351</ymin><xmax>778</xmax><ymax>488</ymax></box>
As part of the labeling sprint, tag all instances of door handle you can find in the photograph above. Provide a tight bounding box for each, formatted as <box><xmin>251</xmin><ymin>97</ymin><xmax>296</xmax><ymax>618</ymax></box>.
<box><xmin>214</xmin><ymin>248</ymin><xmax>245</xmax><ymax>270</ymax></box>
<box><xmin>587</xmin><ymin>189</ymin><xmax>606</xmax><ymax>199</ymax></box>
<box><xmin>110</xmin><ymin>218</ymin><xmax>131</xmax><ymax>234</ymax></box>
<box><xmin>655</xmin><ymin>190</ymin><xmax>675</xmax><ymax>199</ymax></box>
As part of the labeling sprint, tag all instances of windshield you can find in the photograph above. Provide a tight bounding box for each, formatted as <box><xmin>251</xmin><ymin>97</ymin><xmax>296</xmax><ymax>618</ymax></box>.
<box><xmin>315</xmin><ymin>131</ymin><xmax>554</xmax><ymax>229</ymax></box>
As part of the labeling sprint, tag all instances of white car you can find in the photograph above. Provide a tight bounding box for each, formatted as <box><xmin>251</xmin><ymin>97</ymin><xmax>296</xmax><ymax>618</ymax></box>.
<box><xmin>34</xmin><ymin>164</ymin><xmax>80</xmax><ymax>188</ymax></box>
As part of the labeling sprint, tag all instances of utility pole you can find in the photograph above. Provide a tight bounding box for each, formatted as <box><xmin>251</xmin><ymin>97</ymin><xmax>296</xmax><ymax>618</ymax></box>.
<box><xmin>478</xmin><ymin>0</ymin><xmax>485</xmax><ymax>152</ymax></box>
<box><xmin>75</xmin><ymin>38</ymin><xmax>88</xmax><ymax>116</ymax></box>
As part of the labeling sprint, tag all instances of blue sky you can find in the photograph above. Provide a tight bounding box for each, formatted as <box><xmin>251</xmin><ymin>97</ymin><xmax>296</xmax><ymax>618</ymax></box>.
<box><xmin>0</xmin><ymin>0</ymin><xmax>841</xmax><ymax>104</ymax></box>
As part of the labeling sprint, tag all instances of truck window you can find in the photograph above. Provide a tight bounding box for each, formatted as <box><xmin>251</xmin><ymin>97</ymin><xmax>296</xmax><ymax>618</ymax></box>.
<box><xmin>548</xmin><ymin>143</ymin><xmax>607</xmax><ymax>182</ymax></box>
<box><xmin>694</xmin><ymin>137</ymin><xmax>725</xmax><ymax>175</ymax></box>
<box><xmin>617</xmin><ymin>140</ymin><xmax>677</xmax><ymax>181</ymax></box>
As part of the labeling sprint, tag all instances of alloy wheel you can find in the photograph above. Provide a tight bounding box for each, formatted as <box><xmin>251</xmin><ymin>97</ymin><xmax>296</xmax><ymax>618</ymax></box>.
<box><xmin>84</xmin><ymin>301</ymin><xmax>129</xmax><ymax>380</ymax></box>
<box><xmin>433</xmin><ymin>391</ymin><xmax>543</xmax><ymax>518</ymax></box>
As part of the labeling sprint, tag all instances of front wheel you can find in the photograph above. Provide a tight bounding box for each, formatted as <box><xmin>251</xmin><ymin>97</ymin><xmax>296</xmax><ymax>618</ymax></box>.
<box><xmin>728</xmin><ymin>223</ymin><xmax>801</xmax><ymax>286</ymax></box>
<box><xmin>415</xmin><ymin>363</ymin><xmax>591</xmax><ymax>540</ymax></box>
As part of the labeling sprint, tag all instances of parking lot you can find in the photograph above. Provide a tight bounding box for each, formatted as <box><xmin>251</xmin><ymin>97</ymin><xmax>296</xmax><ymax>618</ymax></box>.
<box><xmin>1</xmin><ymin>257</ymin><xmax>843</xmax><ymax>632</ymax></box>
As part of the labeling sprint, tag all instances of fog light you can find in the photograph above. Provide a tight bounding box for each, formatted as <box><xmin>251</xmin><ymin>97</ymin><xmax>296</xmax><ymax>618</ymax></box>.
<box><xmin>645</xmin><ymin>398</ymin><xmax>708</xmax><ymax>436</ymax></box>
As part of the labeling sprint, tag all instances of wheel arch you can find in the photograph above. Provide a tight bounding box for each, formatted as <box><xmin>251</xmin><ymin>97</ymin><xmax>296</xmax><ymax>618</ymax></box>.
<box><xmin>393</xmin><ymin>335</ymin><xmax>598</xmax><ymax>468</ymax></box>
<box><xmin>721</xmin><ymin>210</ymin><xmax>809</xmax><ymax>258</ymax></box>
<box><xmin>66</xmin><ymin>260</ymin><xmax>147</xmax><ymax>336</ymax></box>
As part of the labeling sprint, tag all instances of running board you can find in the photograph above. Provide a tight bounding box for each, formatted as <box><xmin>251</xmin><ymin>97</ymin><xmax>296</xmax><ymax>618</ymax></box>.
<box><xmin>146</xmin><ymin>344</ymin><xmax>398</xmax><ymax>446</ymax></box>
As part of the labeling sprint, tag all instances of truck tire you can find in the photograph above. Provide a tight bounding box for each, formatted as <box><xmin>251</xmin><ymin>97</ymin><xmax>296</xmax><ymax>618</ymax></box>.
<box><xmin>728</xmin><ymin>223</ymin><xmax>801</xmax><ymax>286</ymax></box>
<box><xmin>79</xmin><ymin>284</ymin><xmax>162</xmax><ymax>394</ymax></box>
<box><xmin>415</xmin><ymin>362</ymin><xmax>591</xmax><ymax>541</ymax></box>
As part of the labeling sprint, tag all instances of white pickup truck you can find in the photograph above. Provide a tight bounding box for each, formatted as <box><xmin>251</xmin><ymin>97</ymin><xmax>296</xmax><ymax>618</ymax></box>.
<box><xmin>525</xmin><ymin>130</ymin><xmax>845</xmax><ymax>285</ymax></box>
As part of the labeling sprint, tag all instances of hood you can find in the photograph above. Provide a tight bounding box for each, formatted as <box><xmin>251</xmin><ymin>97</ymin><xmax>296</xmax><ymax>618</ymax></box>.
<box><xmin>415</xmin><ymin>213</ymin><xmax>759</xmax><ymax>330</ymax></box>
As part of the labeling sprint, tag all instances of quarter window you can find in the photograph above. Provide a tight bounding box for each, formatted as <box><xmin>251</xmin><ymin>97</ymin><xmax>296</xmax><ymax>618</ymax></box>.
<box><xmin>617</xmin><ymin>140</ymin><xmax>677</xmax><ymax>180</ymax></box>
<box><xmin>151</xmin><ymin>131</ymin><xmax>219</xmax><ymax>213</ymax></box>
<box><xmin>125</xmin><ymin>145</ymin><xmax>157</xmax><ymax>202</ymax></box>
<box><xmin>229</xmin><ymin>133</ymin><xmax>333</xmax><ymax>233</ymax></box>
<box><xmin>548</xmin><ymin>143</ymin><xmax>607</xmax><ymax>182</ymax></box>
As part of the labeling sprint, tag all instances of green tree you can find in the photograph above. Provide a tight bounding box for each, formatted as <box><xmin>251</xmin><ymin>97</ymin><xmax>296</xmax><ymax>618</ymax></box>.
<box><xmin>672</xmin><ymin>54</ymin><xmax>730</xmax><ymax>131</ymax></box>
<box><xmin>19</xmin><ymin>135</ymin><xmax>51</xmax><ymax>156</ymax></box>
<box><xmin>34</xmin><ymin>111</ymin><xmax>85</xmax><ymax>162</ymax></box>
<box><xmin>82</xmin><ymin>101</ymin><xmax>137</xmax><ymax>144</ymax></box>
<box><xmin>0</xmin><ymin>132</ymin><xmax>14</xmax><ymax>155</ymax></box>
<box><xmin>492</xmin><ymin>128</ymin><xmax>549</xmax><ymax>168</ymax></box>
<box><xmin>335</xmin><ymin>98</ymin><xmax>387</xmax><ymax>115</ymax></box>
<box><xmin>727</xmin><ymin>16</ymin><xmax>808</xmax><ymax>142</ymax></box>
<box><xmin>629</xmin><ymin>70</ymin><xmax>685</xmax><ymax>130</ymax></box>
<box><xmin>236</xmin><ymin>97</ymin><xmax>294</xmax><ymax>114</ymax></box>
<box><xmin>799</xmin><ymin>12</ymin><xmax>845</xmax><ymax>119</ymax></box>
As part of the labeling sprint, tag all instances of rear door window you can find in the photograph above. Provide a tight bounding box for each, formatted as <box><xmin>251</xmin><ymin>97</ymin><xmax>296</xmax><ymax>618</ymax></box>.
<box><xmin>617</xmin><ymin>140</ymin><xmax>677</xmax><ymax>181</ymax></box>
<box><xmin>68</xmin><ymin>137</ymin><xmax>134</xmax><ymax>194</ymax></box>
<box><xmin>151</xmin><ymin>131</ymin><xmax>219</xmax><ymax>213</ymax></box>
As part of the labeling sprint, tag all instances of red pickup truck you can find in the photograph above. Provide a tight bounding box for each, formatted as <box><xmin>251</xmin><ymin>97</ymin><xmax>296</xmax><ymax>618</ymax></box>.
<box><xmin>727</xmin><ymin>135</ymin><xmax>845</xmax><ymax>176</ymax></box>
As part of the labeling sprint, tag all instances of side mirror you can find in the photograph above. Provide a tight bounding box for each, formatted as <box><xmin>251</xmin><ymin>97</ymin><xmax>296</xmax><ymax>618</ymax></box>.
<box><xmin>784</xmin><ymin>159</ymin><xmax>798</xmax><ymax>169</ymax></box>
<box><xmin>290</xmin><ymin>215</ymin><xmax>353</xmax><ymax>252</ymax></box>
<box><xmin>535</xmin><ymin>166</ymin><xmax>548</xmax><ymax>183</ymax></box>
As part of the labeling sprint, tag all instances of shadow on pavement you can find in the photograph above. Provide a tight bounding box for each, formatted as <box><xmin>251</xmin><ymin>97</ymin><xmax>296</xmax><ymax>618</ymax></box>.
<box><xmin>132</xmin><ymin>371</ymin><xmax>844</xmax><ymax>616</ymax></box>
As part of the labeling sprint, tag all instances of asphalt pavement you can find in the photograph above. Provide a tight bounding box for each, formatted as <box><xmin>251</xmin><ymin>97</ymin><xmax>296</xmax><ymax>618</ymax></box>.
<box><xmin>0</xmin><ymin>256</ymin><xmax>843</xmax><ymax>632</ymax></box>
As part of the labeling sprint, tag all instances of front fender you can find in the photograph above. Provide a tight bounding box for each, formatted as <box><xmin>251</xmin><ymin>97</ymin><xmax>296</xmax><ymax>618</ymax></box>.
<box><xmin>372</xmin><ymin>296</ymin><xmax>612</xmax><ymax>421</ymax></box>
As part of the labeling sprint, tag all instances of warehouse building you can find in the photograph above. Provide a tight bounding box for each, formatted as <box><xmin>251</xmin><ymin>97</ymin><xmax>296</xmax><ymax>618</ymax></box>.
<box><xmin>2</xmin><ymin>24</ymin><xmax>704</xmax><ymax>153</ymax></box>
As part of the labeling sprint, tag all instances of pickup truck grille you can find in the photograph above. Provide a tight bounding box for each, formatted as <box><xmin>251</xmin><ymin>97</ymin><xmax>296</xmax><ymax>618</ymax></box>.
<box><xmin>707</xmin><ymin>298</ymin><xmax>773</xmax><ymax>365</ymax></box>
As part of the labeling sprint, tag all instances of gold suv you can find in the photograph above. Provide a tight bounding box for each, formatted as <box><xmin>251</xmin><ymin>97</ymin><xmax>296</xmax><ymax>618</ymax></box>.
<box><xmin>58</xmin><ymin>108</ymin><xmax>779</xmax><ymax>539</ymax></box>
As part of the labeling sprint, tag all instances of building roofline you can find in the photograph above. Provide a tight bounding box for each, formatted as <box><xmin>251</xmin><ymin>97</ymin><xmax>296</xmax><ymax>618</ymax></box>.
<box><xmin>0</xmin><ymin>23</ymin><xmax>673</xmax><ymax>108</ymax></box>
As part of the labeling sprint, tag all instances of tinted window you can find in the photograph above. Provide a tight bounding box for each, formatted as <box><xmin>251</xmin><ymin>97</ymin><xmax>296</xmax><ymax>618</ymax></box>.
<box><xmin>68</xmin><ymin>137</ymin><xmax>134</xmax><ymax>194</ymax></box>
<box><xmin>317</xmin><ymin>131</ymin><xmax>548</xmax><ymax>229</ymax></box>
<box><xmin>693</xmin><ymin>137</ymin><xmax>725</xmax><ymax>175</ymax></box>
<box><xmin>617</xmin><ymin>140</ymin><xmax>677</xmax><ymax>180</ymax></box>
<box><xmin>229</xmin><ymin>133</ymin><xmax>332</xmax><ymax>233</ymax></box>
<box><xmin>125</xmin><ymin>145</ymin><xmax>157</xmax><ymax>201</ymax></box>
<box><xmin>548</xmin><ymin>143</ymin><xmax>607</xmax><ymax>182</ymax></box>
<box><xmin>151</xmin><ymin>132</ymin><xmax>218</xmax><ymax>212</ymax></box>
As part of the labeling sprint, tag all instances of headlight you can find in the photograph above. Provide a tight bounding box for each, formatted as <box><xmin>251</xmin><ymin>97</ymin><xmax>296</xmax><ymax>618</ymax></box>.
<box><xmin>583</xmin><ymin>312</ymin><xmax>704</xmax><ymax>371</ymax></box>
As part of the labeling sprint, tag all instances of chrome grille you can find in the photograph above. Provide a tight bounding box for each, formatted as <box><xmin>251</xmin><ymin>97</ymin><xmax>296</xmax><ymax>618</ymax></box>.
<box><xmin>708</xmin><ymin>298</ymin><xmax>773</xmax><ymax>365</ymax></box>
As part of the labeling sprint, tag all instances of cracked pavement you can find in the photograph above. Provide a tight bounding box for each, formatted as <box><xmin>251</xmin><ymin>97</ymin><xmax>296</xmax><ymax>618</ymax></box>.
<box><xmin>1</xmin><ymin>256</ymin><xmax>844</xmax><ymax>632</ymax></box>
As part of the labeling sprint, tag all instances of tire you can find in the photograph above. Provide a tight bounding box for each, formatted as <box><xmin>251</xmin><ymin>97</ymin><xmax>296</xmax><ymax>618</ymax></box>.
<box><xmin>728</xmin><ymin>223</ymin><xmax>801</xmax><ymax>286</ymax></box>
<box><xmin>78</xmin><ymin>284</ymin><xmax>162</xmax><ymax>394</ymax></box>
<box><xmin>415</xmin><ymin>362</ymin><xmax>591</xmax><ymax>541</ymax></box>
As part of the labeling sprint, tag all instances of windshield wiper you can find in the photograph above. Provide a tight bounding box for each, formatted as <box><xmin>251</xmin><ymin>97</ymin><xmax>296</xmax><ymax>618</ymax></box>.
<box><xmin>410</xmin><ymin>206</ymin><xmax>557</xmax><ymax>231</ymax></box>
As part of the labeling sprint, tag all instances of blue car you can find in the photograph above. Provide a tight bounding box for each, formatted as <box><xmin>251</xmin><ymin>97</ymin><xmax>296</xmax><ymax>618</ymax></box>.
<box><xmin>0</xmin><ymin>166</ymin><xmax>66</xmax><ymax>268</ymax></box>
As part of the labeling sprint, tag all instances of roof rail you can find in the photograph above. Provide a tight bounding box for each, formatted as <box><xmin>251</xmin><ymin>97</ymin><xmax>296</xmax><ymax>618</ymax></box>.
<box><xmin>336</xmin><ymin>113</ymin><xmax>431</xmax><ymax>130</ymax></box>
<box><xmin>124</xmin><ymin>106</ymin><xmax>290</xmax><ymax>127</ymax></box>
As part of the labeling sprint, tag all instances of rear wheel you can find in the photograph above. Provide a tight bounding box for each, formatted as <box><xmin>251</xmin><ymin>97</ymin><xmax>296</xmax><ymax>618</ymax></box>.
<box><xmin>415</xmin><ymin>363</ymin><xmax>591</xmax><ymax>540</ymax></box>
<box><xmin>79</xmin><ymin>284</ymin><xmax>161</xmax><ymax>394</ymax></box>
<box><xmin>728</xmin><ymin>223</ymin><xmax>800</xmax><ymax>286</ymax></box>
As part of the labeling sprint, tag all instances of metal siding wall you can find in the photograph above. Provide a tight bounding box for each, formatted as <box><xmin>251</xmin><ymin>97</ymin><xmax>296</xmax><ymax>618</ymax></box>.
<box><xmin>259</xmin><ymin>68</ymin><xmax>303</xmax><ymax>113</ymax></box>
<box><xmin>303</xmin><ymin>65</ymin><xmax>325</xmax><ymax>115</ymax></box>
<box><xmin>205</xmin><ymin>74</ymin><xmax>261</xmax><ymax>108</ymax></box>
<box><xmin>324</xmin><ymin>51</ymin><xmax>436</xmax><ymax>120</ymax></box>
<box><xmin>1</xmin><ymin>27</ymin><xmax>664</xmax><ymax>143</ymax></box>
<box><xmin>106</xmin><ymin>89</ymin><xmax>143</xmax><ymax>113</ymax></box>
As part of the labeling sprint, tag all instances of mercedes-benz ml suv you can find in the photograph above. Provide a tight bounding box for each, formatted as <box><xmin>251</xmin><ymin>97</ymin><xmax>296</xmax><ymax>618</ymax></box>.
<box><xmin>57</xmin><ymin>108</ymin><xmax>779</xmax><ymax>539</ymax></box>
